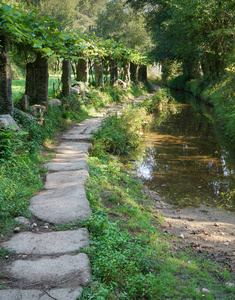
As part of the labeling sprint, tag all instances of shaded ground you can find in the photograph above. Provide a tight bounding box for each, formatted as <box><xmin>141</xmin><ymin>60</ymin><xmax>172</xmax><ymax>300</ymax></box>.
<box><xmin>145</xmin><ymin>188</ymin><xmax>235</xmax><ymax>272</ymax></box>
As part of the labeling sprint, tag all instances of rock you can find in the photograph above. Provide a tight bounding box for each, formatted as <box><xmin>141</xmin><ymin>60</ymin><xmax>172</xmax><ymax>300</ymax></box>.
<box><xmin>0</xmin><ymin>114</ymin><xmax>20</xmax><ymax>131</ymax></box>
<box><xmin>13</xmin><ymin>227</ymin><xmax>20</xmax><ymax>233</ymax></box>
<box><xmin>14</xmin><ymin>216</ymin><xmax>30</xmax><ymax>226</ymax></box>
<box><xmin>223</xmin><ymin>242</ymin><xmax>229</xmax><ymax>246</ymax></box>
<box><xmin>214</xmin><ymin>223</ymin><xmax>220</xmax><ymax>227</ymax></box>
<box><xmin>225</xmin><ymin>282</ymin><xmax>234</xmax><ymax>288</ymax></box>
<box><xmin>115</xmin><ymin>79</ymin><xmax>127</xmax><ymax>89</ymax></box>
<box><xmin>44</xmin><ymin>170</ymin><xmax>89</xmax><ymax>190</ymax></box>
<box><xmin>29</xmin><ymin>185</ymin><xmax>92</xmax><ymax>224</ymax></box>
<box><xmin>178</xmin><ymin>234</ymin><xmax>184</xmax><ymax>239</ymax></box>
<box><xmin>0</xmin><ymin>288</ymin><xmax>83</xmax><ymax>300</ymax></box>
<box><xmin>47</xmin><ymin>99</ymin><xmax>62</xmax><ymax>107</ymax></box>
<box><xmin>30</xmin><ymin>104</ymin><xmax>46</xmax><ymax>118</ymax></box>
<box><xmin>194</xmin><ymin>288</ymin><xmax>200</xmax><ymax>294</ymax></box>
<box><xmin>5</xmin><ymin>253</ymin><xmax>91</xmax><ymax>286</ymax></box>
<box><xmin>70</xmin><ymin>86</ymin><xmax>81</xmax><ymax>94</ymax></box>
<box><xmin>31</xmin><ymin>223</ymin><xmax>37</xmax><ymax>228</ymax></box>
<box><xmin>3</xmin><ymin>229</ymin><xmax>90</xmax><ymax>255</ymax></box>
<box><xmin>16</xmin><ymin>95</ymin><xmax>29</xmax><ymax>112</ymax></box>
<box><xmin>14</xmin><ymin>108</ymin><xmax>36</xmax><ymax>121</ymax></box>
<box><xmin>202</xmin><ymin>288</ymin><xmax>211</xmax><ymax>294</ymax></box>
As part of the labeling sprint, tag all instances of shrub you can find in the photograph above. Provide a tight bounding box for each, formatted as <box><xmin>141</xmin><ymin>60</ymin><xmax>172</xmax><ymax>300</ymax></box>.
<box><xmin>91</xmin><ymin>105</ymin><xmax>150</xmax><ymax>156</ymax></box>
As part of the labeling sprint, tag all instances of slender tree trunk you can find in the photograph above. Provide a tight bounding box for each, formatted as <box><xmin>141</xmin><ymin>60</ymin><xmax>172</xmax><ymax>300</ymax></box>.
<box><xmin>0</xmin><ymin>34</ymin><xmax>13</xmax><ymax>115</ymax></box>
<box><xmin>61</xmin><ymin>59</ymin><xmax>72</xmax><ymax>96</ymax></box>
<box><xmin>76</xmin><ymin>57</ymin><xmax>89</xmax><ymax>83</ymax></box>
<box><xmin>94</xmin><ymin>58</ymin><xmax>104</xmax><ymax>87</ymax></box>
<box><xmin>25</xmin><ymin>61</ymin><xmax>36</xmax><ymax>102</ymax></box>
<box><xmin>25</xmin><ymin>53</ymin><xmax>49</xmax><ymax>105</ymax></box>
<box><xmin>130</xmin><ymin>62</ymin><xmax>139</xmax><ymax>82</ymax></box>
<box><xmin>138</xmin><ymin>65</ymin><xmax>147</xmax><ymax>84</ymax></box>
<box><xmin>110</xmin><ymin>58</ymin><xmax>118</xmax><ymax>85</ymax></box>
<box><xmin>123</xmin><ymin>59</ymin><xmax>130</xmax><ymax>84</ymax></box>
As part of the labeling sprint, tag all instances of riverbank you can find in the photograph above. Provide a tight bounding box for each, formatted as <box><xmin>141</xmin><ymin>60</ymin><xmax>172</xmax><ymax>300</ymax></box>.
<box><xmin>0</xmin><ymin>85</ymin><xmax>234</xmax><ymax>299</ymax></box>
<box><xmin>81</xmin><ymin>99</ymin><xmax>235</xmax><ymax>299</ymax></box>
<box><xmin>145</xmin><ymin>188</ymin><xmax>235</xmax><ymax>271</ymax></box>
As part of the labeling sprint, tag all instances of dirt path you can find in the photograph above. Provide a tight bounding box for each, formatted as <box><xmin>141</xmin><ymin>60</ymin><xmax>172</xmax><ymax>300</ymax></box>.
<box><xmin>145</xmin><ymin>188</ymin><xmax>235</xmax><ymax>272</ymax></box>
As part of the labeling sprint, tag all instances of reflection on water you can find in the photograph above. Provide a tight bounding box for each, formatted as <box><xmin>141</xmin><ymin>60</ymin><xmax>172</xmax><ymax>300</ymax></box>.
<box><xmin>135</xmin><ymin>99</ymin><xmax>235</xmax><ymax>210</ymax></box>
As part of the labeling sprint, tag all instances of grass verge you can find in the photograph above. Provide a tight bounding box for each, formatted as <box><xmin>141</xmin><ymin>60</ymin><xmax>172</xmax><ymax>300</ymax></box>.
<box><xmin>81</xmin><ymin>105</ymin><xmax>235</xmax><ymax>299</ymax></box>
<box><xmin>0</xmin><ymin>80</ymin><xmax>148</xmax><ymax>238</ymax></box>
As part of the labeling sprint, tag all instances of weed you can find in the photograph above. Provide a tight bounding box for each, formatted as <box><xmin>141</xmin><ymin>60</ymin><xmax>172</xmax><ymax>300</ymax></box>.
<box><xmin>92</xmin><ymin>105</ymin><xmax>150</xmax><ymax>156</ymax></box>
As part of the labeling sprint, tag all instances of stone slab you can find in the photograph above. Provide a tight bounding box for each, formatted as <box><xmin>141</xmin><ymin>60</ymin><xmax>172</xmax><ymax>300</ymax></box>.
<box><xmin>46</xmin><ymin>158</ymin><xmax>88</xmax><ymax>172</ymax></box>
<box><xmin>45</xmin><ymin>170</ymin><xmax>89</xmax><ymax>189</ymax></box>
<box><xmin>45</xmin><ymin>142</ymin><xmax>91</xmax><ymax>172</ymax></box>
<box><xmin>57</xmin><ymin>142</ymin><xmax>92</xmax><ymax>155</ymax></box>
<box><xmin>62</xmin><ymin>118</ymin><xmax>102</xmax><ymax>140</ymax></box>
<box><xmin>30</xmin><ymin>185</ymin><xmax>92</xmax><ymax>224</ymax></box>
<box><xmin>0</xmin><ymin>288</ymin><xmax>83</xmax><ymax>300</ymax></box>
<box><xmin>5</xmin><ymin>253</ymin><xmax>91</xmax><ymax>286</ymax></box>
<box><xmin>2</xmin><ymin>228</ymin><xmax>89</xmax><ymax>255</ymax></box>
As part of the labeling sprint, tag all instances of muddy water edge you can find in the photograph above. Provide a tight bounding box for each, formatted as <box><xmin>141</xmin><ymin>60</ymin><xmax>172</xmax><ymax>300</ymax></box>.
<box><xmin>135</xmin><ymin>90</ymin><xmax>235</xmax><ymax>212</ymax></box>
<box><xmin>132</xmin><ymin>90</ymin><xmax>235</xmax><ymax>270</ymax></box>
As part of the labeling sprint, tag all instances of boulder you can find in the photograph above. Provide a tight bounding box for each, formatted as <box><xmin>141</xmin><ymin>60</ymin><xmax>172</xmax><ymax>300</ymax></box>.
<box><xmin>16</xmin><ymin>95</ymin><xmax>30</xmax><ymax>112</ymax></box>
<box><xmin>14</xmin><ymin>108</ymin><xmax>36</xmax><ymax>121</ymax></box>
<box><xmin>70</xmin><ymin>86</ymin><xmax>81</xmax><ymax>95</ymax></box>
<box><xmin>115</xmin><ymin>79</ymin><xmax>127</xmax><ymax>90</ymax></box>
<box><xmin>0</xmin><ymin>114</ymin><xmax>20</xmax><ymax>131</ymax></box>
<box><xmin>30</xmin><ymin>104</ymin><xmax>47</xmax><ymax>118</ymax></box>
<box><xmin>47</xmin><ymin>99</ymin><xmax>62</xmax><ymax>107</ymax></box>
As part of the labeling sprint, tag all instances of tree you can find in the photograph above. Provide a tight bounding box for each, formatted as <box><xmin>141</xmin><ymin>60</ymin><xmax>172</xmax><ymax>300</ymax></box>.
<box><xmin>96</xmin><ymin>0</ymin><xmax>151</xmax><ymax>50</ymax></box>
<box><xmin>0</xmin><ymin>34</ymin><xmax>13</xmax><ymax>115</ymax></box>
<box><xmin>128</xmin><ymin>0</ymin><xmax>235</xmax><ymax>79</ymax></box>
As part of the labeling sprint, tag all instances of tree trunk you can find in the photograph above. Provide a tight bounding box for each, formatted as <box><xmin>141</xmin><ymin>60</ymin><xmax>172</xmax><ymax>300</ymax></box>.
<box><xmin>76</xmin><ymin>57</ymin><xmax>89</xmax><ymax>83</ymax></box>
<box><xmin>61</xmin><ymin>59</ymin><xmax>72</xmax><ymax>96</ymax></box>
<box><xmin>25</xmin><ymin>53</ymin><xmax>49</xmax><ymax>105</ymax></box>
<box><xmin>183</xmin><ymin>59</ymin><xmax>201</xmax><ymax>80</ymax></box>
<box><xmin>25</xmin><ymin>61</ymin><xmax>36</xmax><ymax>102</ymax></box>
<box><xmin>94</xmin><ymin>58</ymin><xmax>104</xmax><ymax>87</ymax></box>
<box><xmin>110</xmin><ymin>58</ymin><xmax>118</xmax><ymax>85</ymax></box>
<box><xmin>130</xmin><ymin>62</ymin><xmax>139</xmax><ymax>82</ymax></box>
<box><xmin>0</xmin><ymin>34</ymin><xmax>13</xmax><ymax>115</ymax></box>
<box><xmin>35</xmin><ymin>53</ymin><xmax>49</xmax><ymax>104</ymax></box>
<box><xmin>138</xmin><ymin>65</ymin><xmax>147</xmax><ymax>84</ymax></box>
<box><xmin>123</xmin><ymin>59</ymin><xmax>130</xmax><ymax>84</ymax></box>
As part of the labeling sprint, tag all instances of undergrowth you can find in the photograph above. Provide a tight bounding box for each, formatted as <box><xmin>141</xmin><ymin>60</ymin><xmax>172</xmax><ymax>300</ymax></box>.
<box><xmin>92</xmin><ymin>105</ymin><xmax>151</xmax><ymax>155</ymax></box>
<box><xmin>81</xmin><ymin>104</ymin><xmax>235</xmax><ymax>299</ymax></box>
<box><xmin>83</xmin><ymin>152</ymin><xmax>235</xmax><ymax>299</ymax></box>
<box><xmin>0</xmin><ymin>80</ymin><xmax>147</xmax><ymax>237</ymax></box>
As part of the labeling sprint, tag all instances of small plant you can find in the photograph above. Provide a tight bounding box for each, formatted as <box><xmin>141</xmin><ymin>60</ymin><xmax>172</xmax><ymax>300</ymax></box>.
<box><xmin>92</xmin><ymin>105</ymin><xmax>151</xmax><ymax>155</ymax></box>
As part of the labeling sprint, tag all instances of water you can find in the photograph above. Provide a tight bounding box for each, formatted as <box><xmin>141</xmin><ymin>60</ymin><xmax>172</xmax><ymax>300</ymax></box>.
<box><xmin>135</xmin><ymin>92</ymin><xmax>235</xmax><ymax>211</ymax></box>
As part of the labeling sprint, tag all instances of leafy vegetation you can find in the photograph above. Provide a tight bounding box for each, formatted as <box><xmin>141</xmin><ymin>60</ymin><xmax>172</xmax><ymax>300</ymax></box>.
<box><xmin>92</xmin><ymin>105</ymin><xmax>151</xmax><ymax>155</ymax></box>
<box><xmin>81</xmin><ymin>127</ymin><xmax>235</xmax><ymax>298</ymax></box>
<box><xmin>0</xmin><ymin>78</ymin><xmax>147</xmax><ymax>237</ymax></box>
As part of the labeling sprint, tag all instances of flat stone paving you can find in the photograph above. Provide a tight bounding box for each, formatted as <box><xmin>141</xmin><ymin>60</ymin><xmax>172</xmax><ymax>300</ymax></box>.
<box><xmin>45</xmin><ymin>170</ymin><xmax>89</xmax><ymax>189</ymax></box>
<box><xmin>5</xmin><ymin>253</ymin><xmax>91</xmax><ymax>286</ymax></box>
<box><xmin>62</xmin><ymin>117</ymin><xmax>102</xmax><ymax>140</ymax></box>
<box><xmin>0</xmin><ymin>288</ymin><xmax>83</xmax><ymax>300</ymax></box>
<box><xmin>0</xmin><ymin>118</ymin><xmax>99</xmax><ymax>299</ymax></box>
<box><xmin>2</xmin><ymin>228</ymin><xmax>89</xmax><ymax>255</ymax></box>
<box><xmin>30</xmin><ymin>185</ymin><xmax>92</xmax><ymax>224</ymax></box>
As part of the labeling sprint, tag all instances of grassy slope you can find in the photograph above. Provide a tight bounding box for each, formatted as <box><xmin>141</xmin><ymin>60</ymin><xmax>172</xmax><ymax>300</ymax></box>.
<box><xmin>80</xmin><ymin>107</ymin><xmax>235</xmax><ymax>299</ymax></box>
<box><xmin>1</xmin><ymin>79</ymin><xmax>234</xmax><ymax>299</ymax></box>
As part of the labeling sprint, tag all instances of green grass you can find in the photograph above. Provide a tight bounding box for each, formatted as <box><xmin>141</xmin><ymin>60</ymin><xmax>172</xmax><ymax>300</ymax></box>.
<box><xmin>80</xmin><ymin>105</ymin><xmax>235</xmax><ymax>299</ymax></box>
<box><xmin>0</xmin><ymin>79</ymin><xmax>148</xmax><ymax>238</ymax></box>
<box><xmin>82</xmin><ymin>153</ymin><xmax>235</xmax><ymax>300</ymax></box>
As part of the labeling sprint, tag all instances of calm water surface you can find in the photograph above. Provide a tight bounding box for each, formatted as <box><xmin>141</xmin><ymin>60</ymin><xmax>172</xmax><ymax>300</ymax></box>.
<box><xmin>135</xmin><ymin>93</ymin><xmax>235</xmax><ymax>210</ymax></box>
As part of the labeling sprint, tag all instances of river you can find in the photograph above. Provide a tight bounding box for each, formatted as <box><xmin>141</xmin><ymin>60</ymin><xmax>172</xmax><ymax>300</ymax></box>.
<box><xmin>134</xmin><ymin>91</ymin><xmax>235</xmax><ymax>211</ymax></box>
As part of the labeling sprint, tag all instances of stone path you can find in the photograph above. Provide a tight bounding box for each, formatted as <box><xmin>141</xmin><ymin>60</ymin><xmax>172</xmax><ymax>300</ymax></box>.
<box><xmin>0</xmin><ymin>117</ymin><xmax>102</xmax><ymax>300</ymax></box>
